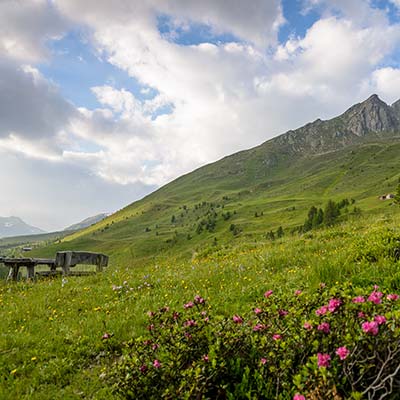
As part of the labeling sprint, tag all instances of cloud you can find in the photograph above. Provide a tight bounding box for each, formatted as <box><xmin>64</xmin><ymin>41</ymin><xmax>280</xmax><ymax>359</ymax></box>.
<box><xmin>0</xmin><ymin>0</ymin><xmax>68</xmax><ymax>62</ymax></box>
<box><xmin>366</xmin><ymin>67</ymin><xmax>400</xmax><ymax>104</ymax></box>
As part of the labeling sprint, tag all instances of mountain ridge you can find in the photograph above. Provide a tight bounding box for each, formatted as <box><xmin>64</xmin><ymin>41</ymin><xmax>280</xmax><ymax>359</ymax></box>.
<box><xmin>0</xmin><ymin>216</ymin><xmax>45</xmax><ymax>238</ymax></box>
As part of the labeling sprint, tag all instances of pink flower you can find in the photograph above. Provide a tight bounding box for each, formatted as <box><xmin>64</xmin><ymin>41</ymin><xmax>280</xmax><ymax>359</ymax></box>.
<box><xmin>336</xmin><ymin>346</ymin><xmax>350</xmax><ymax>360</ymax></box>
<box><xmin>358</xmin><ymin>311</ymin><xmax>366</xmax><ymax>319</ymax></box>
<box><xmin>387</xmin><ymin>294</ymin><xmax>399</xmax><ymax>301</ymax></box>
<box><xmin>368</xmin><ymin>291</ymin><xmax>383</xmax><ymax>304</ymax></box>
<box><xmin>194</xmin><ymin>295</ymin><xmax>205</xmax><ymax>304</ymax></box>
<box><xmin>315</xmin><ymin>305</ymin><xmax>328</xmax><ymax>316</ymax></box>
<box><xmin>328</xmin><ymin>298</ymin><xmax>342</xmax><ymax>312</ymax></box>
<box><xmin>260</xmin><ymin>357</ymin><xmax>267</xmax><ymax>365</ymax></box>
<box><xmin>273</xmin><ymin>334</ymin><xmax>282</xmax><ymax>341</ymax></box>
<box><xmin>253</xmin><ymin>323</ymin><xmax>266</xmax><ymax>332</ymax></box>
<box><xmin>147</xmin><ymin>311</ymin><xmax>155</xmax><ymax>317</ymax></box>
<box><xmin>184</xmin><ymin>301</ymin><xmax>194</xmax><ymax>309</ymax></box>
<box><xmin>204</xmin><ymin>316</ymin><xmax>209</xmax><ymax>322</ymax></box>
<box><xmin>183</xmin><ymin>319</ymin><xmax>197</xmax><ymax>327</ymax></box>
<box><xmin>317</xmin><ymin>322</ymin><xmax>330</xmax><ymax>334</ymax></box>
<box><xmin>173</xmin><ymin>312</ymin><xmax>180</xmax><ymax>320</ymax></box>
<box><xmin>184</xmin><ymin>332</ymin><xmax>192</xmax><ymax>339</ymax></box>
<box><xmin>202</xmin><ymin>354</ymin><xmax>209</xmax><ymax>362</ymax></box>
<box><xmin>317</xmin><ymin>353</ymin><xmax>331</xmax><ymax>368</ymax></box>
<box><xmin>293</xmin><ymin>395</ymin><xmax>306</xmax><ymax>400</ymax></box>
<box><xmin>362</xmin><ymin>321</ymin><xmax>379</xmax><ymax>336</ymax></box>
<box><xmin>264</xmin><ymin>290</ymin><xmax>273</xmax><ymax>298</ymax></box>
<box><xmin>303</xmin><ymin>322</ymin><xmax>312</xmax><ymax>330</ymax></box>
<box><xmin>152</xmin><ymin>343</ymin><xmax>159</xmax><ymax>350</ymax></box>
<box><xmin>201</xmin><ymin>311</ymin><xmax>207</xmax><ymax>316</ymax></box>
<box><xmin>374</xmin><ymin>315</ymin><xmax>386</xmax><ymax>325</ymax></box>
<box><xmin>101</xmin><ymin>332</ymin><xmax>111</xmax><ymax>340</ymax></box>
<box><xmin>295</xmin><ymin>290</ymin><xmax>302</xmax><ymax>296</ymax></box>
<box><xmin>147</xmin><ymin>324</ymin><xmax>155</xmax><ymax>331</ymax></box>
<box><xmin>233</xmin><ymin>315</ymin><xmax>244</xmax><ymax>324</ymax></box>
<box><xmin>139</xmin><ymin>364</ymin><xmax>148</xmax><ymax>374</ymax></box>
<box><xmin>352</xmin><ymin>296</ymin><xmax>365</xmax><ymax>303</ymax></box>
<box><xmin>153</xmin><ymin>359</ymin><xmax>161</xmax><ymax>368</ymax></box>
<box><xmin>254</xmin><ymin>307</ymin><xmax>262</xmax><ymax>315</ymax></box>
<box><xmin>278</xmin><ymin>309</ymin><xmax>289</xmax><ymax>317</ymax></box>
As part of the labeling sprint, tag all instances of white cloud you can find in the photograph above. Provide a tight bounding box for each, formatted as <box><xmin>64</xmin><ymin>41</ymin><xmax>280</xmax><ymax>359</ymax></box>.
<box><xmin>366</xmin><ymin>67</ymin><xmax>400</xmax><ymax>104</ymax></box>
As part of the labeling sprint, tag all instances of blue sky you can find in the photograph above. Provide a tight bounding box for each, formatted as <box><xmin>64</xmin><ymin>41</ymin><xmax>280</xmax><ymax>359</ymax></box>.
<box><xmin>1</xmin><ymin>0</ymin><xmax>400</xmax><ymax>230</ymax></box>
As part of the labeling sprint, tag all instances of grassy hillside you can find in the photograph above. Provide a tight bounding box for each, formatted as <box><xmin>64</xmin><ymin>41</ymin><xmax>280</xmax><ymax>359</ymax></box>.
<box><xmin>30</xmin><ymin>137</ymin><xmax>400</xmax><ymax>265</ymax></box>
<box><xmin>2</xmin><ymin>212</ymin><xmax>400</xmax><ymax>398</ymax></box>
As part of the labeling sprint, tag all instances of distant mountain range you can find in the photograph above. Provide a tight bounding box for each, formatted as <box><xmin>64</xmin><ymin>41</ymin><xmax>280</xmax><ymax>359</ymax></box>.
<box><xmin>64</xmin><ymin>213</ymin><xmax>109</xmax><ymax>231</ymax></box>
<box><xmin>0</xmin><ymin>216</ymin><xmax>45</xmax><ymax>238</ymax></box>
<box><xmin>32</xmin><ymin>94</ymin><xmax>400</xmax><ymax>263</ymax></box>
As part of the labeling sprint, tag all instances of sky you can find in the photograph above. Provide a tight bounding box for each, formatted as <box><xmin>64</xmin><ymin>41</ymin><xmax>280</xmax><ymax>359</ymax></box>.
<box><xmin>1</xmin><ymin>0</ymin><xmax>400</xmax><ymax>231</ymax></box>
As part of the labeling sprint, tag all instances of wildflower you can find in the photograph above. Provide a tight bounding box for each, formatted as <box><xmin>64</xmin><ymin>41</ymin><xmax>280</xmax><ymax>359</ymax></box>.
<box><xmin>368</xmin><ymin>290</ymin><xmax>383</xmax><ymax>304</ymax></box>
<box><xmin>260</xmin><ymin>357</ymin><xmax>267</xmax><ymax>365</ymax></box>
<box><xmin>139</xmin><ymin>364</ymin><xmax>148</xmax><ymax>374</ymax></box>
<box><xmin>293</xmin><ymin>394</ymin><xmax>305</xmax><ymax>400</ymax></box>
<box><xmin>254</xmin><ymin>307</ymin><xmax>262</xmax><ymax>314</ymax></box>
<box><xmin>202</xmin><ymin>354</ymin><xmax>209</xmax><ymax>362</ymax></box>
<box><xmin>278</xmin><ymin>309</ymin><xmax>289</xmax><ymax>317</ymax></box>
<box><xmin>273</xmin><ymin>334</ymin><xmax>282</xmax><ymax>340</ymax></box>
<box><xmin>194</xmin><ymin>295</ymin><xmax>205</xmax><ymax>304</ymax></box>
<box><xmin>374</xmin><ymin>315</ymin><xmax>386</xmax><ymax>325</ymax></box>
<box><xmin>317</xmin><ymin>353</ymin><xmax>331</xmax><ymax>368</ymax></box>
<box><xmin>336</xmin><ymin>346</ymin><xmax>350</xmax><ymax>360</ymax></box>
<box><xmin>183</xmin><ymin>319</ymin><xmax>197</xmax><ymax>327</ymax></box>
<box><xmin>153</xmin><ymin>359</ymin><xmax>161</xmax><ymax>368</ymax></box>
<box><xmin>101</xmin><ymin>332</ymin><xmax>111</xmax><ymax>340</ymax></box>
<box><xmin>317</xmin><ymin>322</ymin><xmax>330</xmax><ymax>334</ymax></box>
<box><xmin>264</xmin><ymin>290</ymin><xmax>273</xmax><ymax>298</ymax></box>
<box><xmin>362</xmin><ymin>321</ymin><xmax>379</xmax><ymax>336</ymax></box>
<box><xmin>233</xmin><ymin>315</ymin><xmax>244</xmax><ymax>324</ymax></box>
<box><xmin>358</xmin><ymin>311</ymin><xmax>366</xmax><ymax>319</ymax></box>
<box><xmin>184</xmin><ymin>301</ymin><xmax>194</xmax><ymax>309</ymax></box>
<box><xmin>352</xmin><ymin>296</ymin><xmax>365</xmax><ymax>303</ymax></box>
<box><xmin>173</xmin><ymin>312</ymin><xmax>180</xmax><ymax>320</ymax></box>
<box><xmin>315</xmin><ymin>305</ymin><xmax>328</xmax><ymax>316</ymax></box>
<box><xmin>387</xmin><ymin>294</ymin><xmax>399</xmax><ymax>301</ymax></box>
<box><xmin>147</xmin><ymin>324</ymin><xmax>155</xmax><ymax>331</ymax></box>
<box><xmin>152</xmin><ymin>343</ymin><xmax>159</xmax><ymax>350</ymax></box>
<box><xmin>253</xmin><ymin>323</ymin><xmax>266</xmax><ymax>331</ymax></box>
<box><xmin>184</xmin><ymin>332</ymin><xmax>192</xmax><ymax>339</ymax></box>
<box><xmin>303</xmin><ymin>322</ymin><xmax>312</xmax><ymax>330</ymax></box>
<box><xmin>200</xmin><ymin>311</ymin><xmax>207</xmax><ymax>316</ymax></box>
<box><xmin>295</xmin><ymin>290</ymin><xmax>302</xmax><ymax>296</ymax></box>
<box><xmin>328</xmin><ymin>298</ymin><xmax>342</xmax><ymax>312</ymax></box>
<box><xmin>10</xmin><ymin>369</ymin><xmax>17</xmax><ymax>375</ymax></box>
<box><xmin>204</xmin><ymin>316</ymin><xmax>209</xmax><ymax>322</ymax></box>
<box><xmin>147</xmin><ymin>311</ymin><xmax>155</xmax><ymax>317</ymax></box>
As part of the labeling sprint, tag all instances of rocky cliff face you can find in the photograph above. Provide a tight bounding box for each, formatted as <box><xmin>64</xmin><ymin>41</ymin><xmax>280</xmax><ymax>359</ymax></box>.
<box><xmin>271</xmin><ymin>94</ymin><xmax>400</xmax><ymax>155</ymax></box>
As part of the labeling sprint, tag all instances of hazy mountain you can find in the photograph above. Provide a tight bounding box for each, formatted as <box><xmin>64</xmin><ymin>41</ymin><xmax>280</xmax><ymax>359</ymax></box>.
<box><xmin>64</xmin><ymin>213</ymin><xmax>109</xmax><ymax>231</ymax></box>
<box><xmin>0</xmin><ymin>216</ymin><xmax>45</xmax><ymax>238</ymax></box>
<box><xmin>33</xmin><ymin>94</ymin><xmax>400</xmax><ymax>263</ymax></box>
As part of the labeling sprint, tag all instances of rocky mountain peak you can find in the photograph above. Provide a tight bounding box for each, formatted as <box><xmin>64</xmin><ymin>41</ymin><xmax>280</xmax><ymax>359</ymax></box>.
<box><xmin>392</xmin><ymin>98</ymin><xmax>400</xmax><ymax>115</ymax></box>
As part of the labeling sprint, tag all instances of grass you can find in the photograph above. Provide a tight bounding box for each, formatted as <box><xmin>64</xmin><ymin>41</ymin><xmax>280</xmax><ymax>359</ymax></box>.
<box><xmin>1</xmin><ymin>210</ymin><xmax>400</xmax><ymax>398</ymax></box>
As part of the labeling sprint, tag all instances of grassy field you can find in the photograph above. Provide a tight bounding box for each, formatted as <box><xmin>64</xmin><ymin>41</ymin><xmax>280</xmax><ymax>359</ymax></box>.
<box><xmin>1</xmin><ymin>209</ymin><xmax>400</xmax><ymax>398</ymax></box>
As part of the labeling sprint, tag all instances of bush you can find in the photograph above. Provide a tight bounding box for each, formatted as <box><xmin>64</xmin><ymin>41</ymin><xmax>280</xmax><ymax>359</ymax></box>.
<box><xmin>108</xmin><ymin>285</ymin><xmax>400</xmax><ymax>399</ymax></box>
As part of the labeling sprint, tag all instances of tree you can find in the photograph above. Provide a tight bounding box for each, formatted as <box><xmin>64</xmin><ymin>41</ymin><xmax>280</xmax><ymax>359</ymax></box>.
<box><xmin>276</xmin><ymin>226</ymin><xmax>284</xmax><ymax>238</ymax></box>
<box><xmin>171</xmin><ymin>215</ymin><xmax>176</xmax><ymax>223</ymax></box>
<box><xmin>324</xmin><ymin>200</ymin><xmax>340</xmax><ymax>226</ymax></box>
<box><xmin>395</xmin><ymin>184</ymin><xmax>400</xmax><ymax>206</ymax></box>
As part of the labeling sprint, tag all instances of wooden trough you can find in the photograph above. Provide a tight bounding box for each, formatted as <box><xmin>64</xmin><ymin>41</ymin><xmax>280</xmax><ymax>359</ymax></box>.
<box><xmin>0</xmin><ymin>251</ymin><xmax>109</xmax><ymax>281</ymax></box>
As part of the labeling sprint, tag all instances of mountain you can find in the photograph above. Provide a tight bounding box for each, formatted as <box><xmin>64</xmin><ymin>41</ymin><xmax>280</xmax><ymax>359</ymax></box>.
<box><xmin>64</xmin><ymin>213</ymin><xmax>109</xmax><ymax>231</ymax></box>
<box><xmin>0</xmin><ymin>216</ymin><xmax>45</xmax><ymax>238</ymax></box>
<box><xmin>32</xmin><ymin>95</ymin><xmax>400</xmax><ymax>263</ymax></box>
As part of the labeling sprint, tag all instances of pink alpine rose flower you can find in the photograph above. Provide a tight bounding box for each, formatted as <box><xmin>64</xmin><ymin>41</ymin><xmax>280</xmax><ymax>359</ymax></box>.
<box><xmin>328</xmin><ymin>298</ymin><xmax>342</xmax><ymax>312</ymax></box>
<box><xmin>368</xmin><ymin>290</ymin><xmax>383</xmax><ymax>304</ymax></box>
<box><xmin>184</xmin><ymin>301</ymin><xmax>194</xmax><ymax>309</ymax></box>
<box><xmin>352</xmin><ymin>296</ymin><xmax>365</xmax><ymax>303</ymax></box>
<box><xmin>374</xmin><ymin>315</ymin><xmax>386</xmax><ymax>325</ymax></box>
<box><xmin>336</xmin><ymin>346</ymin><xmax>350</xmax><ymax>360</ymax></box>
<box><xmin>264</xmin><ymin>290</ymin><xmax>273</xmax><ymax>298</ymax></box>
<box><xmin>293</xmin><ymin>395</ymin><xmax>306</xmax><ymax>400</ymax></box>
<box><xmin>315</xmin><ymin>305</ymin><xmax>328</xmax><ymax>316</ymax></box>
<box><xmin>153</xmin><ymin>359</ymin><xmax>161</xmax><ymax>368</ymax></box>
<box><xmin>362</xmin><ymin>321</ymin><xmax>379</xmax><ymax>336</ymax></box>
<box><xmin>317</xmin><ymin>322</ymin><xmax>330</xmax><ymax>334</ymax></box>
<box><xmin>317</xmin><ymin>353</ymin><xmax>331</xmax><ymax>368</ymax></box>
<box><xmin>295</xmin><ymin>290</ymin><xmax>302</xmax><ymax>296</ymax></box>
<box><xmin>303</xmin><ymin>322</ymin><xmax>312</xmax><ymax>330</ymax></box>
<box><xmin>272</xmin><ymin>334</ymin><xmax>282</xmax><ymax>341</ymax></box>
<box><xmin>260</xmin><ymin>357</ymin><xmax>267</xmax><ymax>365</ymax></box>
<box><xmin>232</xmin><ymin>315</ymin><xmax>244</xmax><ymax>324</ymax></box>
<box><xmin>387</xmin><ymin>294</ymin><xmax>399</xmax><ymax>301</ymax></box>
<box><xmin>254</xmin><ymin>307</ymin><xmax>262</xmax><ymax>315</ymax></box>
<box><xmin>253</xmin><ymin>323</ymin><xmax>266</xmax><ymax>332</ymax></box>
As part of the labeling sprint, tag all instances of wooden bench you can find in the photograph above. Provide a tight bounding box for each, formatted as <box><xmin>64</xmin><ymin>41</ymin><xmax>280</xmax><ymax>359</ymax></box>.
<box><xmin>0</xmin><ymin>251</ymin><xmax>109</xmax><ymax>281</ymax></box>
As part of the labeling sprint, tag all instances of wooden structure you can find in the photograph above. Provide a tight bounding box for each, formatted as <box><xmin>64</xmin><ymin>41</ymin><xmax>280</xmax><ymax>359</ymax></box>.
<box><xmin>0</xmin><ymin>251</ymin><xmax>108</xmax><ymax>281</ymax></box>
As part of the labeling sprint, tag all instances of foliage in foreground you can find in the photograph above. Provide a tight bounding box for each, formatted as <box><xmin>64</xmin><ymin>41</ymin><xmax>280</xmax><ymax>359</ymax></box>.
<box><xmin>109</xmin><ymin>285</ymin><xmax>400</xmax><ymax>400</ymax></box>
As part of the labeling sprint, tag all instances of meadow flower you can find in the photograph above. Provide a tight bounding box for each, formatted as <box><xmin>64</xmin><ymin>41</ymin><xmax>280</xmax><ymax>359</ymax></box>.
<box><xmin>328</xmin><ymin>298</ymin><xmax>342</xmax><ymax>312</ymax></box>
<box><xmin>253</xmin><ymin>323</ymin><xmax>266</xmax><ymax>331</ymax></box>
<box><xmin>264</xmin><ymin>290</ymin><xmax>273</xmax><ymax>298</ymax></box>
<box><xmin>101</xmin><ymin>332</ymin><xmax>111</xmax><ymax>340</ymax></box>
<box><xmin>233</xmin><ymin>315</ymin><xmax>243</xmax><ymax>324</ymax></box>
<box><xmin>293</xmin><ymin>394</ymin><xmax>305</xmax><ymax>400</ymax></box>
<box><xmin>317</xmin><ymin>322</ymin><xmax>330</xmax><ymax>333</ymax></box>
<box><xmin>152</xmin><ymin>343</ymin><xmax>159</xmax><ymax>350</ymax></box>
<box><xmin>278</xmin><ymin>309</ymin><xmax>289</xmax><ymax>317</ymax></box>
<box><xmin>147</xmin><ymin>324</ymin><xmax>155</xmax><ymax>331</ymax></box>
<box><xmin>273</xmin><ymin>334</ymin><xmax>282</xmax><ymax>340</ymax></box>
<box><xmin>173</xmin><ymin>312</ymin><xmax>180</xmax><ymax>320</ymax></box>
<box><xmin>147</xmin><ymin>311</ymin><xmax>155</xmax><ymax>317</ymax></box>
<box><xmin>315</xmin><ymin>305</ymin><xmax>328</xmax><ymax>316</ymax></box>
<box><xmin>139</xmin><ymin>365</ymin><xmax>148</xmax><ymax>374</ymax></box>
<box><xmin>153</xmin><ymin>359</ymin><xmax>161</xmax><ymax>368</ymax></box>
<box><xmin>194</xmin><ymin>295</ymin><xmax>205</xmax><ymax>304</ymax></box>
<box><xmin>358</xmin><ymin>311</ymin><xmax>366</xmax><ymax>319</ymax></box>
<box><xmin>183</xmin><ymin>319</ymin><xmax>197</xmax><ymax>327</ymax></box>
<box><xmin>294</xmin><ymin>290</ymin><xmax>302</xmax><ymax>296</ymax></box>
<box><xmin>303</xmin><ymin>322</ymin><xmax>312</xmax><ymax>330</ymax></box>
<box><xmin>184</xmin><ymin>301</ymin><xmax>194</xmax><ymax>309</ymax></box>
<box><xmin>362</xmin><ymin>321</ymin><xmax>379</xmax><ymax>336</ymax></box>
<box><xmin>260</xmin><ymin>357</ymin><xmax>267</xmax><ymax>365</ymax></box>
<box><xmin>387</xmin><ymin>294</ymin><xmax>399</xmax><ymax>301</ymax></box>
<box><xmin>368</xmin><ymin>290</ymin><xmax>383</xmax><ymax>304</ymax></box>
<box><xmin>317</xmin><ymin>353</ymin><xmax>331</xmax><ymax>368</ymax></box>
<box><xmin>336</xmin><ymin>346</ymin><xmax>350</xmax><ymax>360</ymax></box>
<box><xmin>352</xmin><ymin>296</ymin><xmax>365</xmax><ymax>303</ymax></box>
<box><xmin>374</xmin><ymin>315</ymin><xmax>386</xmax><ymax>325</ymax></box>
<box><xmin>202</xmin><ymin>354</ymin><xmax>209</xmax><ymax>362</ymax></box>
<box><xmin>254</xmin><ymin>307</ymin><xmax>262</xmax><ymax>314</ymax></box>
